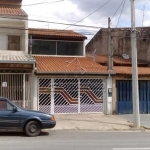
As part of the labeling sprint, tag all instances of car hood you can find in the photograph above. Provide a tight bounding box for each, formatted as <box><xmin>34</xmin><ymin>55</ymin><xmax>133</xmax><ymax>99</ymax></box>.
<box><xmin>27</xmin><ymin>110</ymin><xmax>47</xmax><ymax>114</ymax></box>
<box><xmin>21</xmin><ymin>109</ymin><xmax>52</xmax><ymax>117</ymax></box>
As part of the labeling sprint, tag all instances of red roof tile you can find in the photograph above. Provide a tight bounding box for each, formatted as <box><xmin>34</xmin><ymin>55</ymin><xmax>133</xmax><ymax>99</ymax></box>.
<box><xmin>0</xmin><ymin>7</ymin><xmax>27</xmax><ymax>17</ymax></box>
<box><xmin>29</xmin><ymin>28</ymin><xmax>87</xmax><ymax>39</ymax></box>
<box><xmin>94</xmin><ymin>55</ymin><xmax>132</xmax><ymax>65</ymax></box>
<box><xmin>114</xmin><ymin>66</ymin><xmax>150</xmax><ymax>75</ymax></box>
<box><xmin>33</xmin><ymin>56</ymin><xmax>109</xmax><ymax>74</ymax></box>
<box><xmin>91</xmin><ymin>55</ymin><xmax>146</xmax><ymax>65</ymax></box>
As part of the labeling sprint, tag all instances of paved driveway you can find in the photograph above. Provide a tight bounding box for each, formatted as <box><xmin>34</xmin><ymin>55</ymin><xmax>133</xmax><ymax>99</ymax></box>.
<box><xmin>52</xmin><ymin>113</ymin><xmax>132</xmax><ymax>131</ymax></box>
<box><xmin>118</xmin><ymin>114</ymin><xmax>150</xmax><ymax>129</ymax></box>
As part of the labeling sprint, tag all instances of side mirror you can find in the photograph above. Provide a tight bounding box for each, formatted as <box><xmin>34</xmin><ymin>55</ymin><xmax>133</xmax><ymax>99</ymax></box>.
<box><xmin>13</xmin><ymin>107</ymin><xmax>18</xmax><ymax>112</ymax></box>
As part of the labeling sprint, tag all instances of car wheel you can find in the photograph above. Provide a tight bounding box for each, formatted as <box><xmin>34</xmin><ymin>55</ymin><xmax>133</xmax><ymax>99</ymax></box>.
<box><xmin>25</xmin><ymin>121</ymin><xmax>41</xmax><ymax>137</ymax></box>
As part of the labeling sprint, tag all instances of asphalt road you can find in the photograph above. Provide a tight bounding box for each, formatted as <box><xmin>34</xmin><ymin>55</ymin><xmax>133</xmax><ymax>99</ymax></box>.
<box><xmin>0</xmin><ymin>131</ymin><xmax>150</xmax><ymax>150</ymax></box>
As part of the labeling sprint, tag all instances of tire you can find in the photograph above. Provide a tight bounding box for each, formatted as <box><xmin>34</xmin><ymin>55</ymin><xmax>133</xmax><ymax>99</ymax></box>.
<box><xmin>25</xmin><ymin>121</ymin><xmax>41</xmax><ymax>137</ymax></box>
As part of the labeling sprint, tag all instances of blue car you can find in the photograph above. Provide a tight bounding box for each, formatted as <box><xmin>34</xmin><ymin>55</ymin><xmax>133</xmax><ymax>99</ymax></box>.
<box><xmin>0</xmin><ymin>97</ymin><xmax>56</xmax><ymax>137</ymax></box>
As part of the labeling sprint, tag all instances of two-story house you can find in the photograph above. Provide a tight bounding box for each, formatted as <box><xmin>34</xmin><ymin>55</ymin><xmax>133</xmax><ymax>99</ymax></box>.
<box><xmin>0</xmin><ymin>0</ymin><xmax>114</xmax><ymax>115</ymax></box>
<box><xmin>0</xmin><ymin>0</ymin><xmax>35</xmax><ymax>109</ymax></box>
<box><xmin>29</xmin><ymin>28</ymin><xmax>113</xmax><ymax>114</ymax></box>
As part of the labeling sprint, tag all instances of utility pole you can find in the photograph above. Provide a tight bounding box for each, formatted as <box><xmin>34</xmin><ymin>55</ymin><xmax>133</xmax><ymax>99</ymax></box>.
<box><xmin>108</xmin><ymin>17</ymin><xmax>111</xmax><ymax>71</ymax></box>
<box><xmin>131</xmin><ymin>0</ymin><xmax>140</xmax><ymax>128</ymax></box>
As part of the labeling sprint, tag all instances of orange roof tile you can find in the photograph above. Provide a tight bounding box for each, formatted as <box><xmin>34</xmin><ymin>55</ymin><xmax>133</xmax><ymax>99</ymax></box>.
<box><xmin>94</xmin><ymin>55</ymin><xmax>132</xmax><ymax>65</ymax></box>
<box><xmin>29</xmin><ymin>28</ymin><xmax>87</xmax><ymax>39</ymax></box>
<box><xmin>92</xmin><ymin>55</ymin><xmax>146</xmax><ymax>65</ymax></box>
<box><xmin>0</xmin><ymin>7</ymin><xmax>27</xmax><ymax>17</ymax></box>
<box><xmin>33</xmin><ymin>56</ymin><xmax>110</xmax><ymax>74</ymax></box>
<box><xmin>114</xmin><ymin>66</ymin><xmax>150</xmax><ymax>75</ymax></box>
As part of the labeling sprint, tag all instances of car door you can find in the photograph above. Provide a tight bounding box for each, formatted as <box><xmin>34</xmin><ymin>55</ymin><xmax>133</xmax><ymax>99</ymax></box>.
<box><xmin>0</xmin><ymin>99</ymin><xmax>21</xmax><ymax>128</ymax></box>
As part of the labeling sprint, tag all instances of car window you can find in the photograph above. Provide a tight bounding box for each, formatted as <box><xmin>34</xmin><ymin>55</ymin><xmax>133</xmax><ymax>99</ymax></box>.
<box><xmin>0</xmin><ymin>100</ymin><xmax>13</xmax><ymax>111</ymax></box>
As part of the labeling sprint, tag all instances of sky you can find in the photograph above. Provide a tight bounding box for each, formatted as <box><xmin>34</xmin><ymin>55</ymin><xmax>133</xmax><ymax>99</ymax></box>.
<box><xmin>22</xmin><ymin>0</ymin><xmax>150</xmax><ymax>44</ymax></box>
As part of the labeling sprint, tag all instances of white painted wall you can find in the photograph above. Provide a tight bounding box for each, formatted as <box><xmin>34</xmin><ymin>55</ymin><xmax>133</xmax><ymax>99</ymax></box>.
<box><xmin>30</xmin><ymin>73</ymin><xmax>38</xmax><ymax>110</ymax></box>
<box><xmin>0</xmin><ymin>35</ymin><xmax>7</xmax><ymax>49</ymax></box>
<box><xmin>103</xmin><ymin>78</ymin><xmax>107</xmax><ymax>114</ymax></box>
<box><xmin>0</xmin><ymin>18</ymin><xmax>28</xmax><ymax>53</ymax></box>
<box><xmin>103</xmin><ymin>76</ymin><xmax>113</xmax><ymax>114</ymax></box>
<box><xmin>51</xmin><ymin>78</ymin><xmax>54</xmax><ymax>114</ymax></box>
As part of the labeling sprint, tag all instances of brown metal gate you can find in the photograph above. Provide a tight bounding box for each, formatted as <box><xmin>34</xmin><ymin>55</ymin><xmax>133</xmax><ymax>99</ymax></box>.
<box><xmin>0</xmin><ymin>74</ymin><xmax>31</xmax><ymax>109</ymax></box>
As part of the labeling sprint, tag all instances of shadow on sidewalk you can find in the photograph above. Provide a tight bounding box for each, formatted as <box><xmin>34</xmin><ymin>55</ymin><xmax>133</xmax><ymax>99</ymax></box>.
<box><xmin>56</xmin><ymin>118</ymin><xmax>131</xmax><ymax>126</ymax></box>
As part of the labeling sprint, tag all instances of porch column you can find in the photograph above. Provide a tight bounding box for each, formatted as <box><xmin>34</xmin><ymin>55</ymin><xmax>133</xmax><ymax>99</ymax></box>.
<box><xmin>23</xmin><ymin>74</ymin><xmax>26</xmax><ymax>108</ymax></box>
<box><xmin>24</xmin><ymin>20</ymin><xmax>28</xmax><ymax>53</ymax></box>
<box><xmin>104</xmin><ymin>76</ymin><xmax>113</xmax><ymax>114</ymax></box>
<box><xmin>31</xmin><ymin>74</ymin><xmax>38</xmax><ymax>110</ymax></box>
<box><xmin>51</xmin><ymin>78</ymin><xmax>54</xmax><ymax>114</ymax></box>
<box><xmin>78</xmin><ymin>79</ymin><xmax>80</xmax><ymax>113</ymax></box>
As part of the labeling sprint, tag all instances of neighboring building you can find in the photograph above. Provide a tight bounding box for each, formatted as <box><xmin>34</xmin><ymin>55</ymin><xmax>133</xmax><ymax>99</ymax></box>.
<box><xmin>86</xmin><ymin>27</ymin><xmax>150</xmax><ymax>114</ymax></box>
<box><xmin>93</xmin><ymin>55</ymin><xmax>150</xmax><ymax>114</ymax></box>
<box><xmin>86</xmin><ymin>27</ymin><xmax>150</xmax><ymax>63</ymax></box>
<box><xmin>0</xmin><ymin>0</ymin><xmax>35</xmax><ymax>109</ymax></box>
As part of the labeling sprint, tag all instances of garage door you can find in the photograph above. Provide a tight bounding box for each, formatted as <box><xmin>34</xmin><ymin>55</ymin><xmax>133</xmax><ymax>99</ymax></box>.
<box><xmin>116</xmin><ymin>80</ymin><xmax>150</xmax><ymax>114</ymax></box>
<box><xmin>39</xmin><ymin>78</ymin><xmax>103</xmax><ymax>114</ymax></box>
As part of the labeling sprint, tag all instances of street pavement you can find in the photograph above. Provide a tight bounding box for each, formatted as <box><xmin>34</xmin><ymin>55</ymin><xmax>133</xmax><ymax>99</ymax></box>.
<box><xmin>0</xmin><ymin>131</ymin><xmax>150</xmax><ymax>150</ymax></box>
<box><xmin>118</xmin><ymin>114</ymin><xmax>150</xmax><ymax>129</ymax></box>
<box><xmin>52</xmin><ymin>113</ymin><xmax>132</xmax><ymax>131</ymax></box>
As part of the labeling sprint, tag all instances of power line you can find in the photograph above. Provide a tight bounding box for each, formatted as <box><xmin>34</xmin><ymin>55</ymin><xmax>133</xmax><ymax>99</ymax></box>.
<box><xmin>0</xmin><ymin>16</ymin><xmax>102</xmax><ymax>29</ymax></box>
<box><xmin>22</xmin><ymin>0</ymin><xmax>64</xmax><ymax>6</ymax></box>
<box><xmin>29</xmin><ymin>14</ymin><xmax>78</xmax><ymax>23</ymax></box>
<box><xmin>0</xmin><ymin>30</ymin><xmax>147</xmax><ymax>41</ymax></box>
<box><xmin>111</xmin><ymin>0</ymin><xmax>125</xmax><ymax>20</ymax></box>
<box><xmin>0</xmin><ymin>25</ymin><xmax>148</xmax><ymax>41</ymax></box>
<box><xmin>64</xmin><ymin>0</ymin><xmax>112</xmax><ymax>30</ymax></box>
<box><xmin>116</xmin><ymin>0</ymin><xmax>126</xmax><ymax>27</ymax></box>
<box><xmin>0</xmin><ymin>26</ymin><xmax>100</xmax><ymax>36</ymax></box>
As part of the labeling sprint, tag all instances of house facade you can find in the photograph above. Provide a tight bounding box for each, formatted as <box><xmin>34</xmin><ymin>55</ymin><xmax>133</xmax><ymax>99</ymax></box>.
<box><xmin>0</xmin><ymin>0</ymin><xmax>35</xmax><ymax>109</ymax></box>
<box><xmin>86</xmin><ymin>26</ymin><xmax>150</xmax><ymax>114</ymax></box>
<box><xmin>92</xmin><ymin>54</ymin><xmax>150</xmax><ymax>114</ymax></box>
<box><xmin>0</xmin><ymin>0</ymin><xmax>114</xmax><ymax>115</ymax></box>
<box><xmin>29</xmin><ymin>28</ymin><xmax>114</xmax><ymax>114</ymax></box>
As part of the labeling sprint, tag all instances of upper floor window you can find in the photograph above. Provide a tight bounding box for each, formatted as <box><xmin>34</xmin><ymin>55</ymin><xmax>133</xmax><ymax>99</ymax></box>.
<box><xmin>8</xmin><ymin>35</ymin><xmax>20</xmax><ymax>51</ymax></box>
<box><xmin>57</xmin><ymin>41</ymin><xmax>83</xmax><ymax>56</ymax></box>
<box><xmin>32</xmin><ymin>40</ymin><xmax>84</xmax><ymax>56</ymax></box>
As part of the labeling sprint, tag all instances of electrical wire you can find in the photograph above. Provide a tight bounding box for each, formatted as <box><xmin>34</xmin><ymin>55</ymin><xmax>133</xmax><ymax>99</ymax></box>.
<box><xmin>0</xmin><ymin>16</ymin><xmax>102</xmax><ymax>29</ymax></box>
<box><xmin>0</xmin><ymin>30</ymin><xmax>147</xmax><ymax>42</ymax></box>
<box><xmin>111</xmin><ymin>0</ymin><xmax>126</xmax><ymax>20</ymax></box>
<box><xmin>22</xmin><ymin>0</ymin><xmax>64</xmax><ymax>6</ymax></box>
<box><xmin>116</xmin><ymin>0</ymin><xmax>126</xmax><ymax>27</ymax></box>
<box><xmin>29</xmin><ymin>14</ymin><xmax>78</xmax><ymax>23</ymax></box>
<box><xmin>0</xmin><ymin>25</ymin><xmax>148</xmax><ymax>42</ymax></box>
<box><xmin>0</xmin><ymin>26</ymin><xmax>148</xmax><ymax>38</ymax></box>
<box><xmin>64</xmin><ymin>0</ymin><xmax>112</xmax><ymax>30</ymax></box>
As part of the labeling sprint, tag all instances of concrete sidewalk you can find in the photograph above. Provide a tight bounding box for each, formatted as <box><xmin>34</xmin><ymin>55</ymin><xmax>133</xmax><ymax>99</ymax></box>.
<box><xmin>51</xmin><ymin>113</ymin><xmax>133</xmax><ymax>131</ymax></box>
<box><xmin>118</xmin><ymin>114</ymin><xmax>150</xmax><ymax>129</ymax></box>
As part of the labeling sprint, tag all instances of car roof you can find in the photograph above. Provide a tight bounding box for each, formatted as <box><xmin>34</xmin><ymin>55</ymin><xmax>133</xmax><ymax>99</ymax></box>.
<box><xmin>0</xmin><ymin>97</ymin><xmax>8</xmax><ymax>99</ymax></box>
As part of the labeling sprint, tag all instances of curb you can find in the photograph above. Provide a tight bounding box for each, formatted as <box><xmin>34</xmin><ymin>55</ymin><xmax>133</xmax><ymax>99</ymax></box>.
<box><xmin>44</xmin><ymin>128</ymin><xmax>145</xmax><ymax>132</ymax></box>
